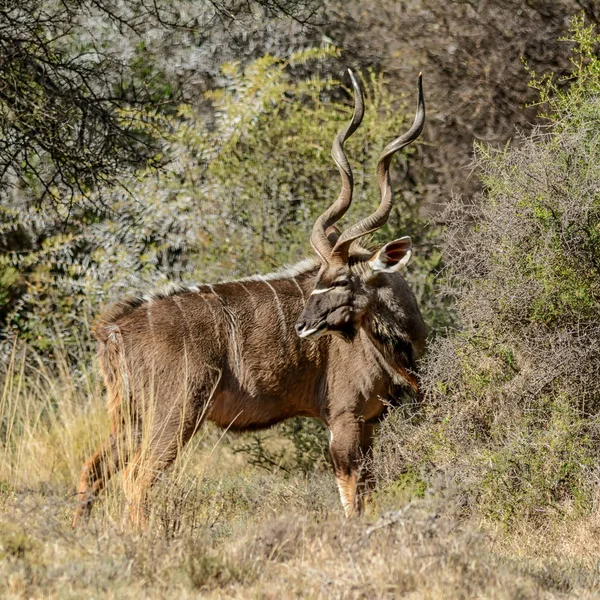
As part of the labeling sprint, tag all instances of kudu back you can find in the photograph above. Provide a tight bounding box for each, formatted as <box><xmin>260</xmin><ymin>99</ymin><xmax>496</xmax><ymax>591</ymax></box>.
<box><xmin>73</xmin><ymin>71</ymin><xmax>427</xmax><ymax>528</ymax></box>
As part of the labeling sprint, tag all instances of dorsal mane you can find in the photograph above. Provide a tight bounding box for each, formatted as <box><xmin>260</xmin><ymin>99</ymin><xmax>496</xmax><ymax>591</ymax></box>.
<box><xmin>234</xmin><ymin>258</ymin><xmax>319</xmax><ymax>283</ymax></box>
<box><xmin>94</xmin><ymin>258</ymin><xmax>319</xmax><ymax>333</ymax></box>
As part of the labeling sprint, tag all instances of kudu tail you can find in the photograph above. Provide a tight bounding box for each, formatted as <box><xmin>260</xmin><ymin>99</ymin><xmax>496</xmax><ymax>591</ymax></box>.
<box><xmin>93</xmin><ymin>321</ymin><xmax>130</xmax><ymax>419</ymax></box>
<box><xmin>74</xmin><ymin>320</ymin><xmax>133</xmax><ymax>527</ymax></box>
<box><xmin>92</xmin><ymin>297</ymin><xmax>143</xmax><ymax>416</ymax></box>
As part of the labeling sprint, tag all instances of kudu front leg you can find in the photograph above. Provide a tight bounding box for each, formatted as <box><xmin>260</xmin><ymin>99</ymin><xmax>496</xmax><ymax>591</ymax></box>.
<box><xmin>329</xmin><ymin>416</ymin><xmax>374</xmax><ymax>517</ymax></box>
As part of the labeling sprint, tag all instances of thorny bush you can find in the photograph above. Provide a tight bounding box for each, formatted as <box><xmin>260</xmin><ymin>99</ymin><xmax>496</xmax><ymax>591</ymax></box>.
<box><xmin>374</xmin><ymin>16</ymin><xmax>600</xmax><ymax>528</ymax></box>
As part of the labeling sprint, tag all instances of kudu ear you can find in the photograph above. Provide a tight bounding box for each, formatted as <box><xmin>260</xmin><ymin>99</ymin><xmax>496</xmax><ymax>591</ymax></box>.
<box><xmin>368</xmin><ymin>236</ymin><xmax>413</xmax><ymax>274</ymax></box>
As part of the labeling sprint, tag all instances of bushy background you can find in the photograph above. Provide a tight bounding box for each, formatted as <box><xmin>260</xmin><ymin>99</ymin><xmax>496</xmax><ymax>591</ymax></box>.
<box><xmin>374</xmin><ymin>16</ymin><xmax>600</xmax><ymax>529</ymax></box>
<box><xmin>2</xmin><ymin>4</ymin><xmax>600</xmax><ymax>596</ymax></box>
<box><xmin>0</xmin><ymin>49</ymin><xmax>443</xmax><ymax>359</ymax></box>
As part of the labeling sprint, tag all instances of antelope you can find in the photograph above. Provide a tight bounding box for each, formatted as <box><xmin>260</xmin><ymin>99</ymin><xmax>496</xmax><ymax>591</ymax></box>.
<box><xmin>73</xmin><ymin>71</ymin><xmax>427</xmax><ymax>528</ymax></box>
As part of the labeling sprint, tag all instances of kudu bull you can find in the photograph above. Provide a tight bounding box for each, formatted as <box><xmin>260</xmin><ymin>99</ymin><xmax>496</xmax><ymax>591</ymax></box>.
<box><xmin>74</xmin><ymin>71</ymin><xmax>427</xmax><ymax>528</ymax></box>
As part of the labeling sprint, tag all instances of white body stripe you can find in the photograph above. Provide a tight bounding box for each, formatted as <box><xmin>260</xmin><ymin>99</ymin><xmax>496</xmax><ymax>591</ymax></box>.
<box><xmin>237</xmin><ymin>282</ymin><xmax>257</xmax><ymax>308</ymax></box>
<box><xmin>198</xmin><ymin>294</ymin><xmax>220</xmax><ymax>337</ymax></box>
<box><xmin>290</xmin><ymin>276</ymin><xmax>305</xmax><ymax>304</ymax></box>
<box><xmin>258</xmin><ymin>277</ymin><xmax>287</xmax><ymax>335</ymax></box>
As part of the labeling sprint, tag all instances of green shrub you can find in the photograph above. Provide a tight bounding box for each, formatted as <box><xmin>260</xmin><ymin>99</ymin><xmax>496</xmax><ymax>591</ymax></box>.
<box><xmin>375</xmin><ymin>15</ymin><xmax>600</xmax><ymax>528</ymax></box>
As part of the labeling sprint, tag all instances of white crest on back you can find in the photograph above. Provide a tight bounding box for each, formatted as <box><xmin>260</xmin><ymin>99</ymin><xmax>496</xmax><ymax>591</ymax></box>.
<box><xmin>235</xmin><ymin>258</ymin><xmax>318</xmax><ymax>283</ymax></box>
<box><xmin>137</xmin><ymin>258</ymin><xmax>318</xmax><ymax>306</ymax></box>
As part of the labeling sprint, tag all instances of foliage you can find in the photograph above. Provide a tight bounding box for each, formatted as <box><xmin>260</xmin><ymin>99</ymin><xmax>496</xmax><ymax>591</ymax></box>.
<box><xmin>233</xmin><ymin>418</ymin><xmax>329</xmax><ymax>476</ymax></box>
<box><xmin>0</xmin><ymin>0</ymin><xmax>320</xmax><ymax>204</ymax></box>
<box><xmin>0</xmin><ymin>48</ymin><xmax>443</xmax><ymax>359</ymax></box>
<box><xmin>528</xmin><ymin>13</ymin><xmax>600</xmax><ymax>121</ymax></box>
<box><xmin>332</xmin><ymin>0</ymin><xmax>599</xmax><ymax>206</ymax></box>
<box><xmin>375</xmin><ymin>15</ymin><xmax>600</xmax><ymax>528</ymax></box>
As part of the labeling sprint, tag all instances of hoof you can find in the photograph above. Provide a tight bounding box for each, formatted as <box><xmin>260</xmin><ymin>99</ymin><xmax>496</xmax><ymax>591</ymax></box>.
<box><xmin>72</xmin><ymin>494</ymin><xmax>93</xmax><ymax>528</ymax></box>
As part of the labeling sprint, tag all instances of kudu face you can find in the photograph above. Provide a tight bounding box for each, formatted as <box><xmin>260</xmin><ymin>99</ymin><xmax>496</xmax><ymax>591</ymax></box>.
<box><xmin>295</xmin><ymin>261</ymin><xmax>357</xmax><ymax>340</ymax></box>
<box><xmin>295</xmin><ymin>236</ymin><xmax>414</xmax><ymax>341</ymax></box>
<box><xmin>296</xmin><ymin>71</ymin><xmax>424</xmax><ymax>343</ymax></box>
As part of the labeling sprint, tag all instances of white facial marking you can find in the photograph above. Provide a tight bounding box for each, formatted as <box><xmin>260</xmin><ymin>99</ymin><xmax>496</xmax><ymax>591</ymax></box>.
<box><xmin>297</xmin><ymin>326</ymin><xmax>320</xmax><ymax>338</ymax></box>
<box><xmin>310</xmin><ymin>286</ymin><xmax>334</xmax><ymax>296</ymax></box>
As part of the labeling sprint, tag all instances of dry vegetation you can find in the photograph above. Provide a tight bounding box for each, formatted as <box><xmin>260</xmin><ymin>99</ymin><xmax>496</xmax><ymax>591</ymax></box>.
<box><xmin>4</xmin><ymin>489</ymin><xmax>600</xmax><ymax>599</ymax></box>
<box><xmin>1</xmin><ymin>339</ymin><xmax>600</xmax><ymax>599</ymax></box>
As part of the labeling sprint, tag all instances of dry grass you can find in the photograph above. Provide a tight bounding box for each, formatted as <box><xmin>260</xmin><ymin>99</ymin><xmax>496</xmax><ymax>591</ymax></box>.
<box><xmin>1</xmin><ymin>344</ymin><xmax>600</xmax><ymax>599</ymax></box>
<box><xmin>2</xmin><ymin>485</ymin><xmax>600</xmax><ymax>599</ymax></box>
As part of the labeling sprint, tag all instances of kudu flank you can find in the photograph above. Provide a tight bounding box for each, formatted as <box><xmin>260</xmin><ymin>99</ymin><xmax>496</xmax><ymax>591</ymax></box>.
<box><xmin>73</xmin><ymin>71</ymin><xmax>427</xmax><ymax>528</ymax></box>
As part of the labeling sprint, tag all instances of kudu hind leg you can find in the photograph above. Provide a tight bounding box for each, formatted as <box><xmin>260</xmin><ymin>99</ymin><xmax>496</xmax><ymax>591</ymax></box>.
<box><xmin>73</xmin><ymin>430</ymin><xmax>130</xmax><ymax>527</ymax></box>
<box><xmin>329</xmin><ymin>418</ymin><xmax>374</xmax><ymax>517</ymax></box>
<box><xmin>121</xmin><ymin>401</ymin><xmax>210</xmax><ymax>530</ymax></box>
<box><xmin>122</xmin><ymin>430</ymin><xmax>196</xmax><ymax>530</ymax></box>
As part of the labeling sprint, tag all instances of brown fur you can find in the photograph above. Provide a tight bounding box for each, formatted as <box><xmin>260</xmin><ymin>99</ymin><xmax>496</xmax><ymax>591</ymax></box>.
<box><xmin>73</xmin><ymin>256</ymin><xmax>426</xmax><ymax>527</ymax></box>
<box><xmin>74</xmin><ymin>72</ymin><xmax>427</xmax><ymax>527</ymax></box>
